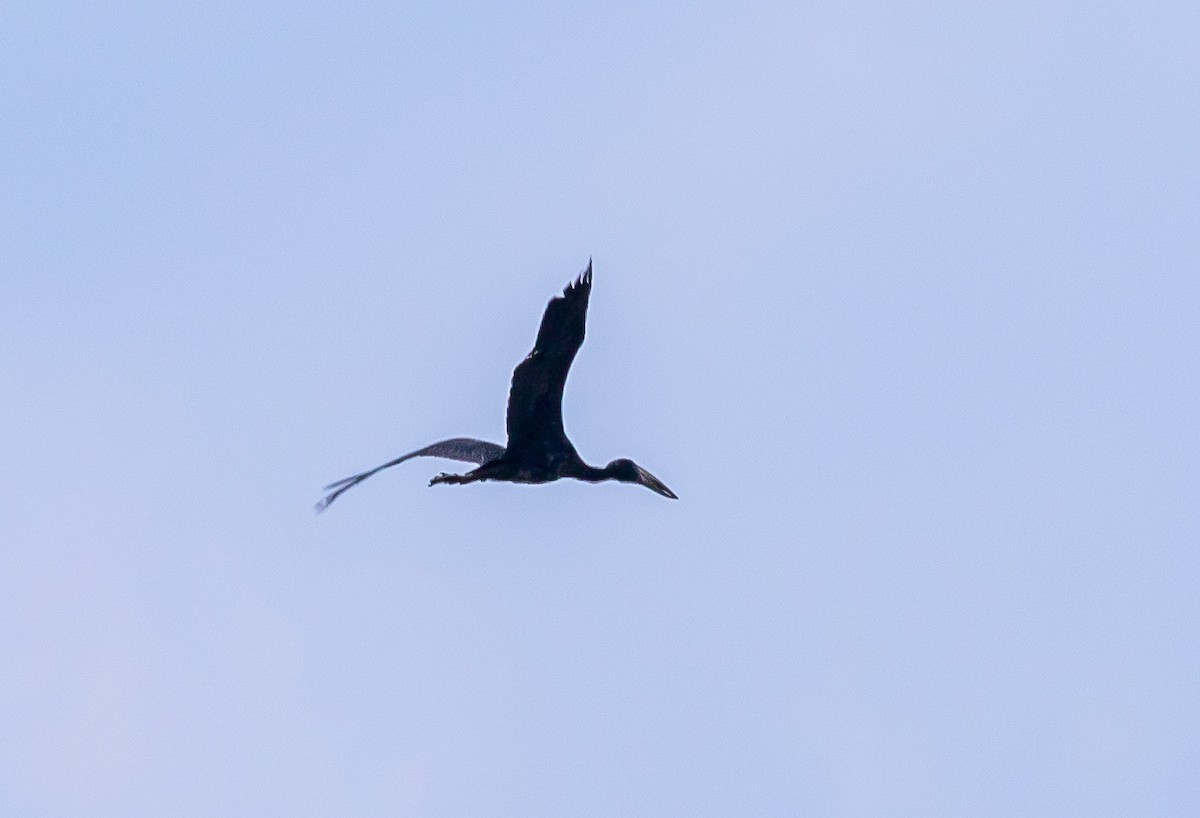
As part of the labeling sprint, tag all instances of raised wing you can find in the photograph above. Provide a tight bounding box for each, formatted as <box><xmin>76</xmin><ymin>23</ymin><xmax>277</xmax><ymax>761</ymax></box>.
<box><xmin>505</xmin><ymin>261</ymin><xmax>592</xmax><ymax>457</ymax></box>
<box><xmin>315</xmin><ymin>437</ymin><xmax>504</xmax><ymax>512</ymax></box>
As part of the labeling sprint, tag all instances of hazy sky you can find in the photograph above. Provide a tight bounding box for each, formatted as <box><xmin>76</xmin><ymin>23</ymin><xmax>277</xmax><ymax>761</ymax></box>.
<box><xmin>3</xmin><ymin>1</ymin><xmax>1198</xmax><ymax>815</ymax></box>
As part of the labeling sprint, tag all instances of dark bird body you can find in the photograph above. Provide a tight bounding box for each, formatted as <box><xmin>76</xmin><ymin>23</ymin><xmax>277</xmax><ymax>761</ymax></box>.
<box><xmin>316</xmin><ymin>261</ymin><xmax>675</xmax><ymax>512</ymax></box>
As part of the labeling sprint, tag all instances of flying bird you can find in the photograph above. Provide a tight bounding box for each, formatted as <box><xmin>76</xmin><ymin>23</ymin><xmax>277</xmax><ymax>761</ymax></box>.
<box><xmin>316</xmin><ymin>260</ymin><xmax>676</xmax><ymax>512</ymax></box>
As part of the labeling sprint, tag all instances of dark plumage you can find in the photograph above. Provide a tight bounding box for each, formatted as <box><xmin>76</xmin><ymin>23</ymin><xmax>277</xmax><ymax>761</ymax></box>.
<box><xmin>316</xmin><ymin>260</ymin><xmax>675</xmax><ymax>512</ymax></box>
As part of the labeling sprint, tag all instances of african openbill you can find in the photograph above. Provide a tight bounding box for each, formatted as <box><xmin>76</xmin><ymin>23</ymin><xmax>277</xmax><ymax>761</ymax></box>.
<box><xmin>316</xmin><ymin>260</ymin><xmax>676</xmax><ymax>512</ymax></box>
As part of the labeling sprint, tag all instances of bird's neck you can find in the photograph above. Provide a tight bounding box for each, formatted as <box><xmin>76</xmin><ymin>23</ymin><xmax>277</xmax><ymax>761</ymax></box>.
<box><xmin>572</xmin><ymin>462</ymin><xmax>615</xmax><ymax>483</ymax></box>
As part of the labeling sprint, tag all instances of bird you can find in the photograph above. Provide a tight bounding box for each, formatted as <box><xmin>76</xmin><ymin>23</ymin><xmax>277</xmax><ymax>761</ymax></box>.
<box><xmin>315</xmin><ymin>260</ymin><xmax>676</xmax><ymax>512</ymax></box>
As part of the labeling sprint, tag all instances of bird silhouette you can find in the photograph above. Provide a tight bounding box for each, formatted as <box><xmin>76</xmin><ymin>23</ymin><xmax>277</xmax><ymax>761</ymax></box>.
<box><xmin>316</xmin><ymin>260</ymin><xmax>675</xmax><ymax>512</ymax></box>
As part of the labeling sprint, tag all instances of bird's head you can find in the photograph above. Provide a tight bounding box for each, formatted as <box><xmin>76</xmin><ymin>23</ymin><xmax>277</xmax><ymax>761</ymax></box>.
<box><xmin>606</xmin><ymin>458</ymin><xmax>678</xmax><ymax>499</ymax></box>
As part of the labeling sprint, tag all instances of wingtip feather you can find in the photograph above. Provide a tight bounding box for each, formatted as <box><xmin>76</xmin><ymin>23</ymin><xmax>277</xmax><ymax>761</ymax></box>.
<box><xmin>567</xmin><ymin>258</ymin><xmax>592</xmax><ymax>293</ymax></box>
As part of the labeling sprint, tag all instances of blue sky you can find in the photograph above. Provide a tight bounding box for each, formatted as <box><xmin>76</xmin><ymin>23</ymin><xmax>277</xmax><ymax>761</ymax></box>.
<box><xmin>3</xmin><ymin>1</ymin><xmax>1198</xmax><ymax>814</ymax></box>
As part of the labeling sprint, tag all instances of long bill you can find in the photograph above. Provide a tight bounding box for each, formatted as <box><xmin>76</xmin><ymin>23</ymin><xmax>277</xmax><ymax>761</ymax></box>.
<box><xmin>636</xmin><ymin>465</ymin><xmax>678</xmax><ymax>499</ymax></box>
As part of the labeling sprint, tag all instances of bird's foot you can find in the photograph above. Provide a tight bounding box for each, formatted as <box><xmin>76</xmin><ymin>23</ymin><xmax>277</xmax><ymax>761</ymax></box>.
<box><xmin>430</xmin><ymin>472</ymin><xmax>463</xmax><ymax>487</ymax></box>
